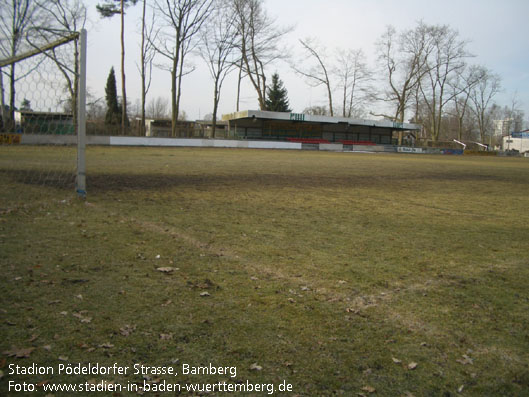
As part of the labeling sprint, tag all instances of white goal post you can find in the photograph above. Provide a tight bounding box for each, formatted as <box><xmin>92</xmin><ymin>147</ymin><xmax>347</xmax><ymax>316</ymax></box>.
<box><xmin>77</xmin><ymin>29</ymin><xmax>87</xmax><ymax>198</ymax></box>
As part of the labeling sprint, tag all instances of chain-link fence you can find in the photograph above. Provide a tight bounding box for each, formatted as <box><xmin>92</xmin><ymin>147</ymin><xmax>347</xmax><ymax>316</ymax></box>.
<box><xmin>0</xmin><ymin>29</ymin><xmax>86</xmax><ymax>196</ymax></box>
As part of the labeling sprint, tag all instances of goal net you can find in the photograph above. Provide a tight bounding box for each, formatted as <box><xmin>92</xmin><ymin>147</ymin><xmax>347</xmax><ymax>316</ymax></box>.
<box><xmin>0</xmin><ymin>29</ymin><xmax>86</xmax><ymax>197</ymax></box>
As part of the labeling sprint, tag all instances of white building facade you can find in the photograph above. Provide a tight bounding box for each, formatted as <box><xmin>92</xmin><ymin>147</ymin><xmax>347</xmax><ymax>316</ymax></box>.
<box><xmin>503</xmin><ymin>132</ymin><xmax>529</xmax><ymax>153</ymax></box>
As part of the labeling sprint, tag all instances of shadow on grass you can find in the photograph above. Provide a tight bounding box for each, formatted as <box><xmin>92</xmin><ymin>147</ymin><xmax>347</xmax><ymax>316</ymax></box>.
<box><xmin>1</xmin><ymin>168</ymin><xmax>513</xmax><ymax>193</ymax></box>
<box><xmin>0</xmin><ymin>169</ymin><xmax>76</xmax><ymax>189</ymax></box>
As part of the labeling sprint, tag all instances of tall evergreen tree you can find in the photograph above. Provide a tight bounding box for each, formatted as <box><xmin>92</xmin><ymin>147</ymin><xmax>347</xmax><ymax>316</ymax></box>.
<box><xmin>265</xmin><ymin>73</ymin><xmax>291</xmax><ymax>112</ymax></box>
<box><xmin>105</xmin><ymin>67</ymin><xmax>120</xmax><ymax>125</ymax></box>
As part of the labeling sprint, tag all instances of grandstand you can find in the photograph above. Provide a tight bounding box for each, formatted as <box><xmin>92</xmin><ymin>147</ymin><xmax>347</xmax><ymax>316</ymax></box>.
<box><xmin>222</xmin><ymin>110</ymin><xmax>421</xmax><ymax>145</ymax></box>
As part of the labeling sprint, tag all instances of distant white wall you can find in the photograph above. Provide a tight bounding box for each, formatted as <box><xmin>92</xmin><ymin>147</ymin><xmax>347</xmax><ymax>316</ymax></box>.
<box><xmin>319</xmin><ymin>143</ymin><xmax>343</xmax><ymax>151</ymax></box>
<box><xmin>503</xmin><ymin>136</ymin><xmax>529</xmax><ymax>153</ymax></box>
<box><xmin>108</xmin><ymin>136</ymin><xmax>302</xmax><ymax>150</ymax></box>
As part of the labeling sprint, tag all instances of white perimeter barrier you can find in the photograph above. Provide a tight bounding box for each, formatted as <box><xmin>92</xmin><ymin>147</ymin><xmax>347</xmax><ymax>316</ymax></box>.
<box><xmin>108</xmin><ymin>137</ymin><xmax>302</xmax><ymax>150</ymax></box>
<box><xmin>19</xmin><ymin>135</ymin><xmax>303</xmax><ymax>150</ymax></box>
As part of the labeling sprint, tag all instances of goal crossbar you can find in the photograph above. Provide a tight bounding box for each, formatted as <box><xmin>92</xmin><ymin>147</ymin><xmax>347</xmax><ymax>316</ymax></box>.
<box><xmin>0</xmin><ymin>32</ymin><xmax>80</xmax><ymax>68</ymax></box>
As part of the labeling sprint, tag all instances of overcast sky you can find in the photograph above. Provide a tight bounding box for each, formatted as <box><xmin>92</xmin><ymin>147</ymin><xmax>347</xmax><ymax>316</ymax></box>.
<box><xmin>86</xmin><ymin>0</ymin><xmax>529</xmax><ymax>122</ymax></box>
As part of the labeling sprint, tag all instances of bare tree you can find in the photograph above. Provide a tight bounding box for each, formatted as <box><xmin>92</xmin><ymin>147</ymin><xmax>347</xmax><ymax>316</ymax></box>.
<box><xmin>232</xmin><ymin>0</ymin><xmax>290</xmax><ymax>111</ymax></box>
<box><xmin>0</xmin><ymin>0</ymin><xmax>43</xmax><ymax>130</ymax></box>
<box><xmin>152</xmin><ymin>0</ymin><xmax>213</xmax><ymax>136</ymax></box>
<box><xmin>303</xmin><ymin>105</ymin><xmax>328</xmax><ymax>116</ymax></box>
<box><xmin>34</xmin><ymin>0</ymin><xmax>87</xmax><ymax>133</ymax></box>
<box><xmin>449</xmin><ymin>64</ymin><xmax>483</xmax><ymax>141</ymax></box>
<box><xmin>146</xmin><ymin>96</ymin><xmax>169</xmax><ymax>118</ymax></box>
<box><xmin>469</xmin><ymin>66</ymin><xmax>501</xmax><ymax>144</ymax></box>
<box><xmin>200</xmin><ymin>0</ymin><xmax>237</xmax><ymax>137</ymax></box>
<box><xmin>96</xmin><ymin>0</ymin><xmax>139</xmax><ymax>135</ymax></box>
<box><xmin>293</xmin><ymin>38</ymin><xmax>334</xmax><ymax>116</ymax></box>
<box><xmin>374</xmin><ymin>24</ymin><xmax>430</xmax><ymax>126</ymax></box>
<box><xmin>417</xmin><ymin>24</ymin><xmax>470</xmax><ymax>141</ymax></box>
<box><xmin>334</xmin><ymin>48</ymin><xmax>371</xmax><ymax>118</ymax></box>
<box><xmin>505</xmin><ymin>92</ymin><xmax>525</xmax><ymax>133</ymax></box>
<box><xmin>138</xmin><ymin>0</ymin><xmax>156</xmax><ymax>136</ymax></box>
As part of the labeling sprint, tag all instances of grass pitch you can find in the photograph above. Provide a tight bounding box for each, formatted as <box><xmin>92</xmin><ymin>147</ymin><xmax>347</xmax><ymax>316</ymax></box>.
<box><xmin>1</xmin><ymin>146</ymin><xmax>529</xmax><ymax>396</ymax></box>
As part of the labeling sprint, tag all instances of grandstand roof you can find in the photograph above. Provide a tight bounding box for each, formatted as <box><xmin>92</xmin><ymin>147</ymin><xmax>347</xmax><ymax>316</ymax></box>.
<box><xmin>222</xmin><ymin>110</ymin><xmax>421</xmax><ymax>131</ymax></box>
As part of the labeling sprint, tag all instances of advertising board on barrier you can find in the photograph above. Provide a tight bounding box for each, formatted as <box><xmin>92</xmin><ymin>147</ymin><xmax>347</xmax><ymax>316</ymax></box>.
<box><xmin>397</xmin><ymin>147</ymin><xmax>424</xmax><ymax>154</ymax></box>
<box><xmin>0</xmin><ymin>134</ymin><xmax>21</xmax><ymax>145</ymax></box>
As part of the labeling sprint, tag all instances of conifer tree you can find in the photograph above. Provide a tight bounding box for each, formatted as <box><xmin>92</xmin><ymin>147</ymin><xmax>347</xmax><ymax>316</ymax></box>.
<box><xmin>105</xmin><ymin>67</ymin><xmax>120</xmax><ymax>125</ymax></box>
<box><xmin>265</xmin><ymin>73</ymin><xmax>291</xmax><ymax>112</ymax></box>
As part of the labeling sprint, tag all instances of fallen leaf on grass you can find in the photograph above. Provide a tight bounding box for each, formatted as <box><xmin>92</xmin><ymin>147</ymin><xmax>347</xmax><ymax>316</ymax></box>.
<box><xmin>361</xmin><ymin>385</ymin><xmax>376</xmax><ymax>393</ymax></box>
<box><xmin>456</xmin><ymin>354</ymin><xmax>473</xmax><ymax>365</ymax></box>
<box><xmin>58</xmin><ymin>356</ymin><xmax>68</xmax><ymax>361</ymax></box>
<box><xmin>119</xmin><ymin>325</ymin><xmax>136</xmax><ymax>337</ymax></box>
<box><xmin>3</xmin><ymin>347</ymin><xmax>35</xmax><ymax>358</ymax></box>
<box><xmin>392</xmin><ymin>357</ymin><xmax>402</xmax><ymax>364</ymax></box>
<box><xmin>249</xmin><ymin>363</ymin><xmax>262</xmax><ymax>371</ymax></box>
<box><xmin>156</xmin><ymin>267</ymin><xmax>177</xmax><ymax>273</ymax></box>
<box><xmin>98</xmin><ymin>343</ymin><xmax>114</xmax><ymax>349</ymax></box>
<box><xmin>72</xmin><ymin>312</ymin><xmax>92</xmax><ymax>323</ymax></box>
<box><xmin>159</xmin><ymin>333</ymin><xmax>173</xmax><ymax>340</ymax></box>
<box><xmin>200</xmin><ymin>292</ymin><xmax>210</xmax><ymax>297</ymax></box>
<box><xmin>407</xmin><ymin>362</ymin><xmax>418</xmax><ymax>370</ymax></box>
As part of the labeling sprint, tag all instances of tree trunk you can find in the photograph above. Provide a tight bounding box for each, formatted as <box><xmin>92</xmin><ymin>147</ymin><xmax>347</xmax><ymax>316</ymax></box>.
<box><xmin>236</xmin><ymin>58</ymin><xmax>243</xmax><ymax>112</ymax></box>
<box><xmin>326</xmin><ymin>82</ymin><xmax>333</xmax><ymax>117</ymax></box>
<box><xmin>212</xmin><ymin>76</ymin><xmax>220</xmax><ymax>138</ymax></box>
<box><xmin>457</xmin><ymin>117</ymin><xmax>463</xmax><ymax>141</ymax></box>
<box><xmin>171</xmin><ymin>61</ymin><xmax>177</xmax><ymax>137</ymax></box>
<box><xmin>175</xmin><ymin>44</ymin><xmax>185</xmax><ymax>132</ymax></box>
<box><xmin>8</xmin><ymin>2</ymin><xmax>16</xmax><ymax>131</ymax></box>
<box><xmin>9</xmin><ymin>62</ymin><xmax>15</xmax><ymax>131</ymax></box>
<box><xmin>140</xmin><ymin>0</ymin><xmax>147</xmax><ymax>136</ymax></box>
<box><xmin>0</xmin><ymin>68</ymin><xmax>7</xmax><ymax>131</ymax></box>
<box><xmin>342</xmin><ymin>86</ymin><xmax>347</xmax><ymax>117</ymax></box>
<box><xmin>120</xmin><ymin>0</ymin><xmax>127</xmax><ymax>135</ymax></box>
